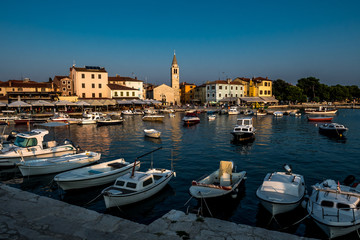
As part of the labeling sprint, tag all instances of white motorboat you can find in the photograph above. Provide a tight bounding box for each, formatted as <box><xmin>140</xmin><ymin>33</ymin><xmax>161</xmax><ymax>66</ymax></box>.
<box><xmin>169</xmin><ymin>113</ymin><xmax>175</xmax><ymax>118</ymax></box>
<box><xmin>254</xmin><ymin>109</ymin><xmax>267</xmax><ymax>116</ymax></box>
<box><xmin>228</xmin><ymin>106</ymin><xmax>239</xmax><ymax>115</ymax></box>
<box><xmin>244</xmin><ymin>109</ymin><xmax>254</xmax><ymax>116</ymax></box>
<box><xmin>142</xmin><ymin>115</ymin><xmax>165</xmax><ymax>122</ymax></box>
<box><xmin>182</xmin><ymin>112</ymin><xmax>200</xmax><ymax>125</ymax></box>
<box><xmin>144</xmin><ymin>129</ymin><xmax>161</xmax><ymax>138</ymax></box>
<box><xmin>307</xmin><ymin>178</ymin><xmax>360</xmax><ymax>239</ymax></box>
<box><xmin>0</xmin><ymin>129</ymin><xmax>77</xmax><ymax>167</ymax></box>
<box><xmin>78</xmin><ymin>112</ymin><xmax>104</xmax><ymax>125</ymax></box>
<box><xmin>17</xmin><ymin>151</ymin><xmax>101</xmax><ymax>176</ymax></box>
<box><xmin>102</xmin><ymin>167</ymin><xmax>175</xmax><ymax>208</ymax></box>
<box><xmin>230</xmin><ymin>117</ymin><xmax>256</xmax><ymax>141</ymax></box>
<box><xmin>256</xmin><ymin>164</ymin><xmax>306</xmax><ymax>216</ymax></box>
<box><xmin>133</xmin><ymin>109</ymin><xmax>144</xmax><ymax>115</ymax></box>
<box><xmin>49</xmin><ymin>112</ymin><xmax>80</xmax><ymax>124</ymax></box>
<box><xmin>189</xmin><ymin>161</ymin><xmax>246</xmax><ymax>199</ymax></box>
<box><xmin>122</xmin><ymin>110</ymin><xmax>134</xmax><ymax>115</ymax></box>
<box><xmin>273</xmin><ymin>111</ymin><xmax>283</xmax><ymax>117</ymax></box>
<box><xmin>54</xmin><ymin>158</ymin><xmax>140</xmax><ymax>190</ymax></box>
<box><xmin>208</xmin><ymin>115</ymin><xmax>216</xmax><ymax>121</ymax></box>
<box><xmin>319</xmin><ymin>123</ymin><xmax>348</xmax><ymax>138</ymax></box>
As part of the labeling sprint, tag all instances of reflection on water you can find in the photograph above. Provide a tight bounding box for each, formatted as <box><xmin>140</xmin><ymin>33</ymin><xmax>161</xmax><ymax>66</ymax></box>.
<box><xmin>1</xmin><ymin>110</ymin><xmax>360</xmax><ymax>239</ymax></box>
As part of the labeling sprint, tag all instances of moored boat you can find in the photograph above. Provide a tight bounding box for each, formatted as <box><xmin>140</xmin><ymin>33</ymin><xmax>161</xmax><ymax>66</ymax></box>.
<box><xmin>256</xmin><ymin>164</ymin><xmax>306</xmax><ymax>216</ymax></box>
<box><xmin>17</xmin><ymin>151</ymin><xmax>101</xmax><ymax>176</ymax></box>
<box><xmin>228</xmin><ymin>106</ymin><xmax>239</xmax><ymax>115</ymax></box>
<box><xmin>273</xmin><ymin>111</ymin><xmax>283</xmax><ymax>117</ymax></box>
<box><xmin>182</xmin><ymin>112</ymin><xmax>200</xmax><ymax>125</ymax></box>
<box><xmin>305</xmin><ymin>106</ymin><xmax>337</xmax><ymax>115</ymax></box>
<box><xmin>230</xmin><ymin>117</ymin><xmax>256</xmax><ymax>141</ymax></box>
<box><xmin>307</xmin><ymin>178</ymin><xmax>360</xmax><ymax>239</ymax></box>
<box><xmin>54</xmin><ymin>158</ymin><xmax>140</xmax><ymax>190</ymax></box>
<box><xmin>308</xmin><ymin>116</ymin><xmax>333</xmax><ymax>122</ymax></box>
<box><xmin>208</xmin><ymin>115</ymin><xmax>216</xmax><ymax>121</ymax></box>
<box><xmin>78</xmin><ymin>112</ymin><xmax>104</xmax><ymax>125</ymax></box>
<box><xmin>142</xmin><ymin>115</ymin><xmax>165</xmax><ymax>122</ymax></box>
<box><xmin>144</xmin><ymin>129</ymin><xmax>161</xmax><ymax>138</ymax></box>
<box><xmin>189</xmin><ymin>161</ymin><xmax>246</xmax><ymax>199</ymax></box>
<box><xmin>318</xmin><ymin>123</ymin><xmax>348</xmax><ymax>137</ymax></box>
<box><xmin>96</xmin><ymin>117</ymin><xmax>124</xmax><ymax>126</ymax></box>
<box><xmin>0</xmin><ymin>129</ymin><xmax>77</xmax><ymax>166</ymax></box>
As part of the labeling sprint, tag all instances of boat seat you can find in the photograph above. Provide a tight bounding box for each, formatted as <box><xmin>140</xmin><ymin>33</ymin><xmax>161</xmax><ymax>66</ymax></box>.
<box><xmin>88</xmin><ymin>170</ymin><xmax>102</xmax><ymax>175</ymax></box>
<box><xmin>108</xmin><ymin>162</ymin><xmax>127</xmax><ymax>169</ymax></box>
<box><xmin>220</xmin><ymin>172</ymin><xmax>231</xmax><ymax>186</ymax></box>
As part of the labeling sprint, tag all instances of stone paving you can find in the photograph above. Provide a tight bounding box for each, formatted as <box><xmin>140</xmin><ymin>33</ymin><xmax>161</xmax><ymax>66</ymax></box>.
<box><xmin>0</xmin><ymin>184</ymin><xmax>317</xmax><ymax>240</ymax></box>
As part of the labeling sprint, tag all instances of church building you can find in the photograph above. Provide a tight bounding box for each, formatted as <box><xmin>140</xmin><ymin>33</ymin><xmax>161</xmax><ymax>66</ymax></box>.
<box><xmin>151</xmin><ymin>52</ymin><xmax>180</xmax><ymax>105</ymax></box>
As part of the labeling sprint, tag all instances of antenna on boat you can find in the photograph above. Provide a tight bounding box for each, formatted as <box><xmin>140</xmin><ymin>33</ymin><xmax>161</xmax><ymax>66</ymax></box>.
<box><xmin>131</xmin><ymin>147</ymin><xmax>162</xmax><ymax>178</ymax></box>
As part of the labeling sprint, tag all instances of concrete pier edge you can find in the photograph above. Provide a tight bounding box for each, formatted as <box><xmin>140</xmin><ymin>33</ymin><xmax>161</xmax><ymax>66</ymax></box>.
<box><xmin>0</xmin><ymin>183</ymin><xmax>317</xmax><ymax>239</ymax></box>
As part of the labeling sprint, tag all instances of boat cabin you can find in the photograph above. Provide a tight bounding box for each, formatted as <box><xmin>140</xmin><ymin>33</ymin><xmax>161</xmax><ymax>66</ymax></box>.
<box><xmin>14</xmin><ymin>129</ymin><xmax>50</xmax><ymax>148</ymax></box>
<box><xmin>261</xmin><ymin>172</ymin><xmax>303</xmax><ymax>197</ymax></box>
<box><xmin>114</xmin><ymin>172</ymin><xmax>159</xmax><ymax>191</ymax></box>
<box><xmin>233</xmin><ymin>117</ymin><xmax>254</xmax><ymax>133</ymax></box>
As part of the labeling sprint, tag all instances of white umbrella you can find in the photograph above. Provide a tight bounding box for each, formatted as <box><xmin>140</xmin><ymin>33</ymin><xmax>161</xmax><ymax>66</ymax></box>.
<box><xmin>54</xmin><ymin>100</ymin><xmax>77</xmax><ymax>106</ymax></box>
<box><xmin>0</xmin><ymin>102</ymin><xmax>7</xmax><ymax>107</ymax></box>
<box><xmin>31</xmin><ymin>100</ymin><xmax>54</xmax><ymax>107</ymax></box>
<box><xmin>8</xmin><ymin>101</ymin><xmax>31</xmax><ymax>107</ymax></box>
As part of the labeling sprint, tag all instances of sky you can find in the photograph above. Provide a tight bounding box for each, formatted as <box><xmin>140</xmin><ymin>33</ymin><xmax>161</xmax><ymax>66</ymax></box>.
<box><xmin>0</xmin><ymin>0</ymin><xmax>359</xmax><ymax>87</ymax></box>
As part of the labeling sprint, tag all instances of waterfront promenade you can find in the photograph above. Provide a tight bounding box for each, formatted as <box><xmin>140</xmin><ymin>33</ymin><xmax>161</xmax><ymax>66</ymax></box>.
<box><xmin>0</xmin><ymin>184</ymin><xmax>316</xmax><ymax>240</ymax></box>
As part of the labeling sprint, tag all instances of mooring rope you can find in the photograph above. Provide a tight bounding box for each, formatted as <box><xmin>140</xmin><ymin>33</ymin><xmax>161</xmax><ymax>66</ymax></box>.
<box><xmin>280</xmin><ymin>213</ymin><xmax>311</xmax><ymax>230</ymax></box>
<box><xmin>84</xmin><ymin>192</ymin><xmax>103</xmax><ymax>206</ymax></box>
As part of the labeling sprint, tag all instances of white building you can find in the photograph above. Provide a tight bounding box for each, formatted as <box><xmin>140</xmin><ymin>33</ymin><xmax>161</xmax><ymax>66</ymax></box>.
<box><xmin>108</xmin><ymin>76</ymin><xmax>144</xmax><ymax>99</ymax></box>
<box><xmin>206</xmin><ymin>79</ymin><xmax>244</xmax><ymax>103</ymax></box>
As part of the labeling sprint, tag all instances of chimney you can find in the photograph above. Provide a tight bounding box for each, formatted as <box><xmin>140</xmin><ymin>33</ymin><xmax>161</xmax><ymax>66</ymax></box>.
<box><xmin>24</xmin><ymin>78</ymin><xmax>30</xmax><ymax>82</ymax></box>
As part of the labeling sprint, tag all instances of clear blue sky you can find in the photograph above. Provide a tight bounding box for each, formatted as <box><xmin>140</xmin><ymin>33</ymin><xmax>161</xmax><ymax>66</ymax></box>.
<box><xmin>1</xmin><ymin>0</ymin><xmax>359</xmax><ymax>86</ymax></box>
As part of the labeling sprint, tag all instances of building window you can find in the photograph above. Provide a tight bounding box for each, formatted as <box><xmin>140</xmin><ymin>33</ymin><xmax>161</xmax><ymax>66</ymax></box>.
<box><xmin>225</xmin><ymin>94</ymin><xmax>227</xmax><ymax>97</ymax></box>
<box><xmin>62</xmin><ymin>81</ymin><xmax>66</xmax><ymax>85</ymax></box>
<box><xmin>207</xmin><ymin>94</ymin><xmax>209</xmax><ymax>97</ymax></box>
<box><xmin>82</xmin><ymin>93</ymin><xmax>85</xmax><ymax>98</ymax></box>
<box><xmin>69</xmin><ymin>92</ymin><xmax>72</xmax><ymax>96</ymax></box>
<box><xmin>41</xmin><ymin>88</ymin><xmax>45</xmax><ymax>92</ymax></box>
<box><xmin>12</xmin><ymin>88</ymin><xmax>15</xmax><ymax>92</ymax></box>
<box><xmin>62</xmin><ymin>87</ymin><xmax>66</xmax><ymax>91</ymax></box>
<box><xmin>99</xmin><ymin>93</ymin><xmax>102</xmax><ymax>98</ymax></box>
<box><xmin>231</xmin><ymin>86</ymin><xmax>233</xmax><ymax>90</ymax></box>
<box><xmin>91</xmin><ymin>74</ymin><xmax>95</xmax><ymax>79</ymax></box>
<box><xmin>115</xmin><ymin>92</ymin><xmax>118</xmax><ymax>97</ymax></box>
<box><xmin>126</xmin><ymin>92</ymin><xmax>129</xmax><ymax>96</ymax></box>
<box><xmin>67</xmin><ymin>81</ymin><xmax>71</xmax><ymax>85</ymax></box>
<box><xmin>236</xmin><ymin>87</ymin><xmax>238</xmax><ymax>90</ymax></box>
<box><xmin>82</xmin><ymin>74</ymin><xmax>85</xmax><ymax>78</ymax></box>
<box><xmin>212</xmin><ymin>94</ymin><xmax>215</xmax><ymax>97</ymax></box>
<box><xmin>241</xmin><ymin>87</ymin><xmax>243</xmax><ymax>90</ymax></box>
<box><xmin>219</xmin><ymin>94</ymin><xmax>221</xmax><ymax>97</ymax></box>
<box><xmin>121</xmin><ymin>92</ymin><xmax>123</xmax><ymax>96</ymax></box>
<box><xmin>92</xmin><ymin>93</ymin><xmax>95</xmax><ymax>98</ymax></box>
<box><xmin>264</xmin><ymin>82</ymin><xmax>267</xmax><ymax>86</ymax></box>
<box><xmin>98</xmin><ymin>84</ymin><xmax>102</xmax><ymax>88</ymax></box>
<box><xmin>82</xmin><ymin>83</ymin><xmax>85</xmax><ymax>88</ymax></box>
<box><xmin>92</xmin><ymin>84</ymin><xmax>95</xmax><ymax>88</ymax></box>
<box><xmin>98</xmin><ymin>74</ymin><xmax>101</xmax><ymax>79</ymax></box>
<box><xmin>219</xmin><ymin>86</ymin><xmax>222</xmax><ymax>90</ymax></box>
<box><xmin>18</xmin><ymin>88</ymin><xmax>22</xmax><ymax>91</ymax></box>
<box><xmin>132</xmin><ymin>92</ymin><xmax>135</xmax><ymax>96</ymax></box>
<box><xmin>260</xmin><ymin>90</ymin><xmax>263</xmax><ymax>95</ymax></box>
<box><xmin>236</xmin><ymin>94</ymin><xmax>238</xmax><ymax>97</ymax></box>
<box><xmin>68</xmin><ymin>85</ymin><xmax>71</xmax><ymax>89</ymax></box>
<box><xmin>211</xmin><ymin>86</ymin><xmax>215</xmax><ymax>90</ymax></box>
<box><xmin>207</xmin><ymin>86</ymin><xmax>209</xmax><ymax>90</ymax></box>
<box><xmin>225</xmin><ymin>86</ymin><xmax>227</xmax><ymax>90</ymax></box>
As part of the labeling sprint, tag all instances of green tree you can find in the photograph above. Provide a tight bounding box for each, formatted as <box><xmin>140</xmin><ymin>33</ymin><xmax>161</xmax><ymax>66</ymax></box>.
<box><xmin>273</xmin><ymin>79</ymin><xmax>290</xmax><ymax>101</ymax></box>
<box><xmin>296</xmin><ymin>77</ymin><xmax>321</xmax><ymax>101</ymax></box>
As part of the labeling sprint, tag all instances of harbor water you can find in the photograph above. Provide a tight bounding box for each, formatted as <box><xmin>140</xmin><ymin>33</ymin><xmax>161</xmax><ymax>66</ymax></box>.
<box><xmin>1</xmin><ymin>109</ymin><xmax>359</xmax><ymax>239</ymax></box>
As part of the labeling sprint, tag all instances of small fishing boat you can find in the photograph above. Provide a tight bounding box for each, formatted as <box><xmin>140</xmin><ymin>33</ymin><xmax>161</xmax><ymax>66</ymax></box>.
<box><xmin>208</xmin><ymin>115</ymin><xmax>216</xmax><ymax>121</ymax></box>
<box><xmin>102</xmin><ymin>147</ymin><xmax>175</xmax><ymax>208</ymax></box>
<box><xmin>169</xmin><ymin>113</ymin><xmax>175</xmax><ymax>118</ymax></box>
<box><xmin>307</xmin><ymin>178</ymin><xmax>360</xmax><ymax>239</ymax></box>
<box><xmin>122</xmin><ymin>110</ymin><xmax>134</xmax><ymax>115</ymax></box>
<box><xmin>189</xmin><ymin>161</ymin><xmax>246</xmax><ymax>199</ymax></box>
<box><xmin>78</xmin><ymin>112</ymin><xmax>104</xmax><ymax>125</ymax></box>
<box><xmin>228</xmin><ymin>106</ymin><xmax>239</xmax><ymax>115</ymax></box>
<box><xmin>144</xmin><ymin>129</ymin><xmax>161</xmax><ymax>138</ymax></box>
<box><xmin>305</xmin><ymin>106</ymin><xmax>337</xmax><ymax>115</ymax></box>
<box><xmin>319</xmin><ymin>123</ymin><xmax>348</xmax><ymax>137</ymax></box>
<box><xmin>49</xmin><ymin>112</ymin><xmax>80</xmax><ymax>124</ymax></box>
<box><xmin>53</xmin><ymin>158</ymin><xmax>140</xmax><ymax>190</ymax></box>
<box><xmin>254</xmin><ymin>109</ymin><xmax>267</xmax><ymax>116</ymax></box>
<box><xmin>273</xmin><ymin>111</ymin><xmax>283</xmax><ymax>117</ymax></box>
<box><xmin>244</xmin><ymin>109</ymin><xmax>254</xmax><ymax>116</ymax></box>
<box><xmin>182</xmin><ymin>112</ymin><xmax>200</xmax><ymax>125</ymax></box>
<box><xmin>256</xmin><ymin>164</ymin><xmax>306</xmax><ymax>216</ymax></box>
<box><xmin>96</xmin><ymin>117</ymin><xmax>124</xmax><ymax>126</ymax></box>
<box><xmin>0</xmin><ymin>129</ymin><xmax>77</xmax><ymax>167</ymax></box>
<box><xmin>17</xmin><ymin>151</ymin><xmax>101</xmax><ymax>176</ymax></box>
<box><xmin>142</xmin><ymin>115</ymin><xmax>165</xmax><ymax>122</ymax></box>
<box><xmin>308</xmin><ymin>116</ymin><xmax>333</xmax><ymax>122</ymax></box>
<box><xmin>230</xmin><ymin>117</ymin><xmax>256</xmax><ymax>141</ymax></box>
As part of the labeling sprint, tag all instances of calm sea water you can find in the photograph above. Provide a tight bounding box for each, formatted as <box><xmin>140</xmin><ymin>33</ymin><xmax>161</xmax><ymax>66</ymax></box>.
<box><xmin>1</xmin><ymin>109</ymin><xmax>359</xmax><ymax>239</ymax></box>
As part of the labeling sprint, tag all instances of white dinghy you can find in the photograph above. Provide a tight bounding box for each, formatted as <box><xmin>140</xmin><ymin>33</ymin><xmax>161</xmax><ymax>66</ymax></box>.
<box><xmin>307</xmin><ymin>178</ymin><xmax>360</xmax><ymax>239</ymax></box>
<box><xmin>17</xmin><ymin>151</ymin><xmax>101</xmax><ymax>176</ymax></box>
<box><xmin>256</xmin><ymin>164</ymin><xmax>306</xmax><ymax>216</ymax></box>
<box><xmin>102</xmin><ymin>147</ymin><xmax>175</xmax><ymax>208</ymax></box>
<box><xmin>54</xmin><ymin>158</ymin><xmax>140</xmax><ymax>191</ymax></box>
<box><xmin>144</xmin><ymin>129</ymin><xmax>161</xmax><ymax>138</ymax></box>
<box><xmin>0</xmin><ymin>129</ymin><xmax>77</xmax><ymax>167</ymax></box>
<box><xmin>189</xmin><ymin>161</ymin><xmax>246</xmax><ymax>199</ymax></box>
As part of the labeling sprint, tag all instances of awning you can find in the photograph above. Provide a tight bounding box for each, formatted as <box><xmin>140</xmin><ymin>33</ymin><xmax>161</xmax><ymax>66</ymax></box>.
<box><xmin>75</xmin><ymin>101</ymin><xmax>91</xmax><ymax>106</ymax></box>
<box><xmin>260</xmin><ymin>97</ymin><xmax>279</xmax><ymax>103</ymax></box>
<box><xmin>54</xmin><ymin>100</ymin><xmax>77</xmax><ymax>106</ymax></box>
<box><xmin>31</xmin><ymin>100</ymin><xmax>54</xmax><ymax>107</ymax></box>
<box><xmin>8</xmin><ymin>101</ymin><xmax>32</xmax><ymax>107</ymax></box>
<box><xmin>219</xmin><ymin>97</ymin><xmax>238</xmax><ymax>102</ymax></box>
<box><xmin>239</xmin><ymin>97</ymin><xmax>264</xmax><ymax>103</ymax></box>
<box><xmin>117</xmin><ymin>100</ymin><xmax>133</xmax><ymax>105</ymax></box>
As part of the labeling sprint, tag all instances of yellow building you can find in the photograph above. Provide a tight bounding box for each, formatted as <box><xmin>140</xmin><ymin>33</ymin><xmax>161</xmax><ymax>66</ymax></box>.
<box><xmin>234</xmin><ymin>77</ymin><xmax>272</xmax><ymax>97</ymax></box>
<box><xmin>180</xmin><ymin>82</ymin><xmax>196</xmax><ymax>104</ymax></box>
<box><xmin>232</xmin><ymin>77</ymin><xmax>251</xmax><ymax>96</ymax></box>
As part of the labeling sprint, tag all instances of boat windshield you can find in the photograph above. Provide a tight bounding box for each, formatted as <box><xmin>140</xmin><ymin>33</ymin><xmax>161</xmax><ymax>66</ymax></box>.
<box><xmin>14</xmin><ymin>137</ymin><xmax>38</xmax><ymax>148</ymax></box>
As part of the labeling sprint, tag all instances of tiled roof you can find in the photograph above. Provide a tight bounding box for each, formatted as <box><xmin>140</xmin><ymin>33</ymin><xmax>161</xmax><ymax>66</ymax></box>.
<box><xmin>206</xmin><ymin>80</ymin><xmax>243</xmax><ymax>85</ymax></box>
<box><xmin>107</xmin><ymin>84</ymin><xmax>138</xmax><ymax>91</ymax></box>
<box><xmin>108</xmin><ymin>76</ymin><xmax>142</xmax><ymax>82</ymax></box>
<box><xmin>0</xmin><ymin>80</ymin><xmax>53</xmax><ymax>88</ymax></box>
<box><xmin>53</xmin><ymin>76</ymin><xmax>69</xmax><ymax>81</ymax></box>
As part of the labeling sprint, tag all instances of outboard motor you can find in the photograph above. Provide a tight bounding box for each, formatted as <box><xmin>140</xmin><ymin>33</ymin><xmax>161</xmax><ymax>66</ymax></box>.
<box><xmin>343</xmin><ymin>175</ymin><xmax>356</xmax><ymax>186</ymax></box>
<box><xmin>283</xmin><ymin>164</ymin><xmax>292</xmax><ymax>175</ymax></box>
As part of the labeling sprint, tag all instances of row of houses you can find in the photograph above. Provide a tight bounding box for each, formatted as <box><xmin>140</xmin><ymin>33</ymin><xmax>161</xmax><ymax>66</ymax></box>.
<box><xmin>0</xmin><ymin>54</ymin><xmax>277</xmax><ymax>106</ymax></box>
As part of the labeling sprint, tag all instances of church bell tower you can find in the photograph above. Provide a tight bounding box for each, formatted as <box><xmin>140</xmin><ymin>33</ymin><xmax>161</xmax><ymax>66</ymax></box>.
<box><xmin>170</xmin><ymin>52</ymin><xmax>180</xmax><ymax>105</ymax></box>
